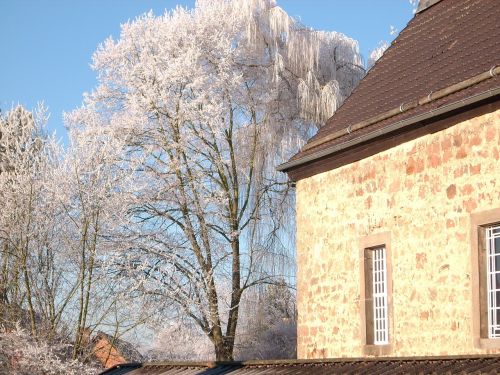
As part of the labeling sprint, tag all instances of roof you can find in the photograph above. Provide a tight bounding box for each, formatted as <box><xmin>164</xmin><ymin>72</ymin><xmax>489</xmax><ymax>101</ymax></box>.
<box><xmin>93</xmin><ymin>331</ymin><xmax>144</xmax><ymax>364</ymax></box>
<box><xmin>279</xmin><ymin>0</ymin><xmax>500</xmax><ymax>180</ymax></box>
<box><xmin>100</xmin><ymin>355</ymin><xmax>500</xmax><ymax>374</ymax></box>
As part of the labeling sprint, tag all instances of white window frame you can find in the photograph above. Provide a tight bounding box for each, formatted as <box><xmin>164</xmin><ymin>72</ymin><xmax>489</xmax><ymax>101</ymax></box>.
<box><xmin>372</xmin><ymin>246</ymin><xmax>389</xmax><ymax>345</ymax></box>
<box><xmin>486</xmin><ymin>224</ymin><xmax>500</xmax><ymax>338</ymax></box>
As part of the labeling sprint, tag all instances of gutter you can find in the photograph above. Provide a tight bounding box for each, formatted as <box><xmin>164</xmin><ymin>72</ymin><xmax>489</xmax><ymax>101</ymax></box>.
<box><xmin>277</xmin><ymin>85</ymin><xmax>500</xmax><ymax>172</ymax></box>
<box><xmin>303</xmin><ymin>66</ymin><xmax>499</xmax><ymax>152</ymax></box>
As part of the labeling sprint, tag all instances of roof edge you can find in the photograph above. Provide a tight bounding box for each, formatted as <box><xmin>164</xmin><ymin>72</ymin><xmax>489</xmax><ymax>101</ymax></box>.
<box><xmin>98</xmin><ymin>363</ymin><xmax>141</xmax><ymax>375</ymax></box>
<box><xmin>277</xmin><ymin>86</ymin><xmax>500</xmax><ymax>173</ymax></box>
<box><xmin>302</xmin><ymin>66</ymin><xmax>500</xmax><ymax>154</ymax></box>
<box><xmin>107</xmin><ymin>353</ymin><xmax>500</xmax><ymax>369</ymax></box>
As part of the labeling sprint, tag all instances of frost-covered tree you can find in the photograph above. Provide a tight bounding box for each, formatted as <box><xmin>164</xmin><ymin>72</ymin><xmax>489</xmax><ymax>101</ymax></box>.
<box><xmin>59</xmin><ymin>118</ymin><xmax>131</xmax><ymax>358</ymax></box>
<box><xmin>368</xmin><ymin>41</ymin><xmax>388</xmax><ymax>69</ymax></box>
<box><xmin>0</xmin><ymin>324</ymin><xmax>96</xmax><ymax>375</ymax></box>
<box><xmin>0</xmin><ymin>105</ymin><xmax>104</xmax><ymax>370</ymax></box>
<box><xmin>68</xmin><ymin>0</ymin><xmax>363</xmax><ymax>360</ymax></box>
<box><xmin>146</xmin><ymin>319</ymin><xmax>214</xmax><ymax>361</ymax></box>
<box><xmin>146</xmin><ymin>282</ymin><xmax>296</xmax><ymax>361</ymax></box>
<box><xmin>0</xmin><ymin>105</ymin><xmax>62</xmax><ymax>337</ymax></box>
<box><xmin>0</xmin><ymin>105</ymin><xmax>140</xmax><ymax>369</ymax></box>
<box><xmin>49</xmin><ymin>114</ymin><xmax>151</xmax><ymax>360</ymax></box>
<box><xmin>235</xmin><ymin>281</ymin><xmax>296</xmax><ymax>360</ymax></box>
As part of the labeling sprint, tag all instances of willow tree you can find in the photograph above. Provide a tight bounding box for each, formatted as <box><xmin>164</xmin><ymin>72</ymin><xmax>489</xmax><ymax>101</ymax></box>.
<box><xmin>68</xmin><ymin>0</ymin><xmax>363</xmax><ymax>360</ymax></box>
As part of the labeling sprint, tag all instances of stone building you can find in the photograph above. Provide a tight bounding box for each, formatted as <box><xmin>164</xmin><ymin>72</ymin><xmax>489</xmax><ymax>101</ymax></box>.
<box><xmin>278</xmin><ymin>0</ymin><xmax>500</xmax><ymax>359</ymax></box>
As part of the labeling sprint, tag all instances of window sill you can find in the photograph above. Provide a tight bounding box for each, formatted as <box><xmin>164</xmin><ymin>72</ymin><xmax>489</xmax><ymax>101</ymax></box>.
<box><xmin>475</xmin><ymin>338</ymin><xmax>500</xmax><ymax>349</ymax></box>
<box><xmin>363</xmin><ymin>344</ymin><xmax>392</xmax><ymax>356</ymax></box>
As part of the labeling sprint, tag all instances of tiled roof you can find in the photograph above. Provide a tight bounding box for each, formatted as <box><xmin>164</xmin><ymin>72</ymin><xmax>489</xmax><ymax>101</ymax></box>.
<box><xmin>100</xmin><ymin>355</ymin><xmax>500</xmax><ymax>374</ymax></box>
<box><xmin>281</xmin><ymin>0</ymin><xmax>500</xmax><ymax>178</ymax></box>
<box><xmin>94</xmin><ymin>331</ymin><xmax>144</xmax><ymax>364</ymax></box>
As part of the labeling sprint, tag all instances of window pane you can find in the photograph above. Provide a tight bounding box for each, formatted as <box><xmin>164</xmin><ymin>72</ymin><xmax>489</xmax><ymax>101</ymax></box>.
<box><xmin>371</xmin><ymin>246</ymin><xmax>388</xmax><ymax>345</ymax></box>
<box><xmin>495</xmin><ymin>255</ymin><xmax>500</xmax><ymax>272</ymax></box>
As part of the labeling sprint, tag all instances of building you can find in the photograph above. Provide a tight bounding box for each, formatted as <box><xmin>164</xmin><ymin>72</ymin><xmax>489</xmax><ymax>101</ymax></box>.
<box><xmin>278</xmin><ymin>0</ymin><xmax>500</xmax><ymax>359</ymax></box>
<box><xmin>91</xmin><ymin>331</ymin><xmax>143</xmax><ymax>369</ymax></box>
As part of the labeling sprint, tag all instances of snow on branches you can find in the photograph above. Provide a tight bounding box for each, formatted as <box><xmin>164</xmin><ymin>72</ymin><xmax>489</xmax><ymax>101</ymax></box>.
<box><xmin>67</xmin><ymin>0</ymin><xmax>364</xmax><ymax>361</ymax></box>
<box><xmin>0</xmin><ymin>324</ymin><xmax>96</xmax><ymax>375</ymax></box>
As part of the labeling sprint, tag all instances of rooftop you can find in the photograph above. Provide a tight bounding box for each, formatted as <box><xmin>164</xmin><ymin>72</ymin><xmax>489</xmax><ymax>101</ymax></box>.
<box><xmin>279</xmin><ymin>0</ymin><xmax>500</xmax><ymax>180</ymax></box>
<box><xmin>100</xmin><ymin>354</ymin><xmax>500</xmax><ymax>374</ymax></box>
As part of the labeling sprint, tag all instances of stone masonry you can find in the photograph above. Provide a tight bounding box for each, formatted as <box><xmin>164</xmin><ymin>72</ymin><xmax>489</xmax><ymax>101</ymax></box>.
<box><xmin>296</xmin><ymin>108</ymin><xmax>500</xmax><ymax>358</ymax></box>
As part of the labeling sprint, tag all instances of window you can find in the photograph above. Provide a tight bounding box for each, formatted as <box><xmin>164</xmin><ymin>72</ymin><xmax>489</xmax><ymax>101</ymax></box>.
<box><xmin>471</xmin><ymin>209</ymin><xmax>500</xmax><ymax>348</ymax></box>
<box><xmin>365</xmin><ymin>246</ymin><xmax>389</xmax><ymax>345</ymax></box>
<box><xmin>485</xmin><ymin>224</ymin><xmax>500</xmax><ymax>338</ymax></box>
<box><xmin>360</xmin><ymin>232</ymin><xmax>392</xmax><ymax>355</ymax></box>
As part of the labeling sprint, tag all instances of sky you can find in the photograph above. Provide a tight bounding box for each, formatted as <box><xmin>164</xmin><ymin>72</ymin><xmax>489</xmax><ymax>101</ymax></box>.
<box><xmin>0</xmin><ymin>1</ymin><xmax>415</xmax><ymax>144</ymax></box>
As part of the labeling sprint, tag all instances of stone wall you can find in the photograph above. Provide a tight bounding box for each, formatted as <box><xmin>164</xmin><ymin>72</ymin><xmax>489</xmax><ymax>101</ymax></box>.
<box><xmin>296</xmin><ymin>108</ymin><xmax>500</xmax><ymax>358</ymax></box>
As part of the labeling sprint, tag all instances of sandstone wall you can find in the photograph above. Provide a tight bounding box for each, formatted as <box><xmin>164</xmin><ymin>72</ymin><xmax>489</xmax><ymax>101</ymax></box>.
<box><xmin>296</xmin><ymin>108</ymin><xmax>500</xmax><ymax>358</ymax></box>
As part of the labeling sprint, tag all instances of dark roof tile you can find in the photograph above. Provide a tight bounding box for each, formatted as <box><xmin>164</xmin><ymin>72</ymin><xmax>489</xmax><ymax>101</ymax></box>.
<box><xmin>285</xmin><ymin>0</ymin><xmax>500</xmax><ymax>175</ymax></box>
<box><xmin>100</xmin><ymin>355</ymin><xmax>500</xmax><ymax>375</ymax></box>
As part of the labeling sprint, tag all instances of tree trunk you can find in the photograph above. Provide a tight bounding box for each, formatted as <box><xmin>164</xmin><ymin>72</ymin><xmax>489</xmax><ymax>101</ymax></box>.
<box><xmin>214</xmin><ymin>336</ymin><xmax>234</xmax><ymax>361</ymax></box>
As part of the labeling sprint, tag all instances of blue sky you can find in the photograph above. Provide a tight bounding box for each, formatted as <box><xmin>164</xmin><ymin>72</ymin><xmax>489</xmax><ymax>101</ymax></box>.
<box><xmin>0</xmin><ymin>1</ymin><xmax>414</xmax><ymax>143</ymax></box>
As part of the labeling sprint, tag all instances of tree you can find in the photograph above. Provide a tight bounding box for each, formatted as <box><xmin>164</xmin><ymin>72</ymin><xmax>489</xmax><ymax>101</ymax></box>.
<box><xmin>67</xmin><ymin>0</ymin><xmax>363</xmax><ymax>360</ymax></box>
<box><xmin>146</xmin><ymin>319</ymin><xmax>214</xmax><ymax>361</ymax></box>
<box><xmin>0</xmin><ymin>104</ymin><xmax>60</xmax><ymax>337</ymax></box>
<box><xmin>0</xmin><ymin>105</ymin><xmax>104</xmax><ymax>372</ymax></box>
<box><xmin>144</xmin><ymin>282</ymin><xmax>296</xmax><ymax>361</ymax></box>
<box><xmin>0</xmin><ymin>324</ymin><xmax>96</xmax><ymax>375</ymax></box>
<box><xmin>58</xmin><ymin>120</ymin><xmax>130</xmax><ymax>358</ymax></box>
<box><xmin>45</xmin><ymin>115</ymin><xmax>150</xmax><ymax>360</ymax></box>
<box><xmin>0</xmin><ymin>105</ymin><xmax>142</xmax><ymax>370</ymax></box>
<box><xmin>235</xmin><ymin>281</ymin><xmax>296</xmax><ymax>360</ymax></box>
<box><xmin>368</xmin><ymin>41</ymin><xmax>388</xmax><ymax>69</ymax></box>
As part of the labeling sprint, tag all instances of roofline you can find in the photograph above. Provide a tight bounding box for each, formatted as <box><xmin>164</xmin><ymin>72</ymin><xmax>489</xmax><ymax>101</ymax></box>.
<box><xmin>277</xmin><ymin>86</ymin><xmax>500</xmax><ymax>173</ymax></box>
<box><xmin>101</xmin><ymin>353</ymin><xmax>500</xmax><ymax>373</ymax></box>
<box><xmin>98</xmin><ymin>363</ymin><xmax>141</xmax><ymax>375</ymax></box>
<box><xmin>302</xmin><ymin>66</ymin><xmax>500</xmax><ymax>153</ymax></box>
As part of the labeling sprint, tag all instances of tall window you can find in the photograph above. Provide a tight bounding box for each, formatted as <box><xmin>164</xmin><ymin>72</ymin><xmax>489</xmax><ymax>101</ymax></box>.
<box><xmin>471</xmin><ymin>209</ymin><xmax>500</xmax><ymax>348</ymax></box>
<box><xmin>372</xmin><ymin>247</ymin><xmax>389</xmax><ymax>344</ymax></box>
<box><xmin>364</xmin><ymin>246</ymin><xmax>389</xmax><ymax>345</ymax></box>
<box><xmin>360</xmin><ymin>232</ymin><xmax>392</xmax><ymax>354</ymax></box>
<box><xmin>486</xmin><ymin>225</ymin><xmax>500</xmax><ymax>338</ymax></box>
